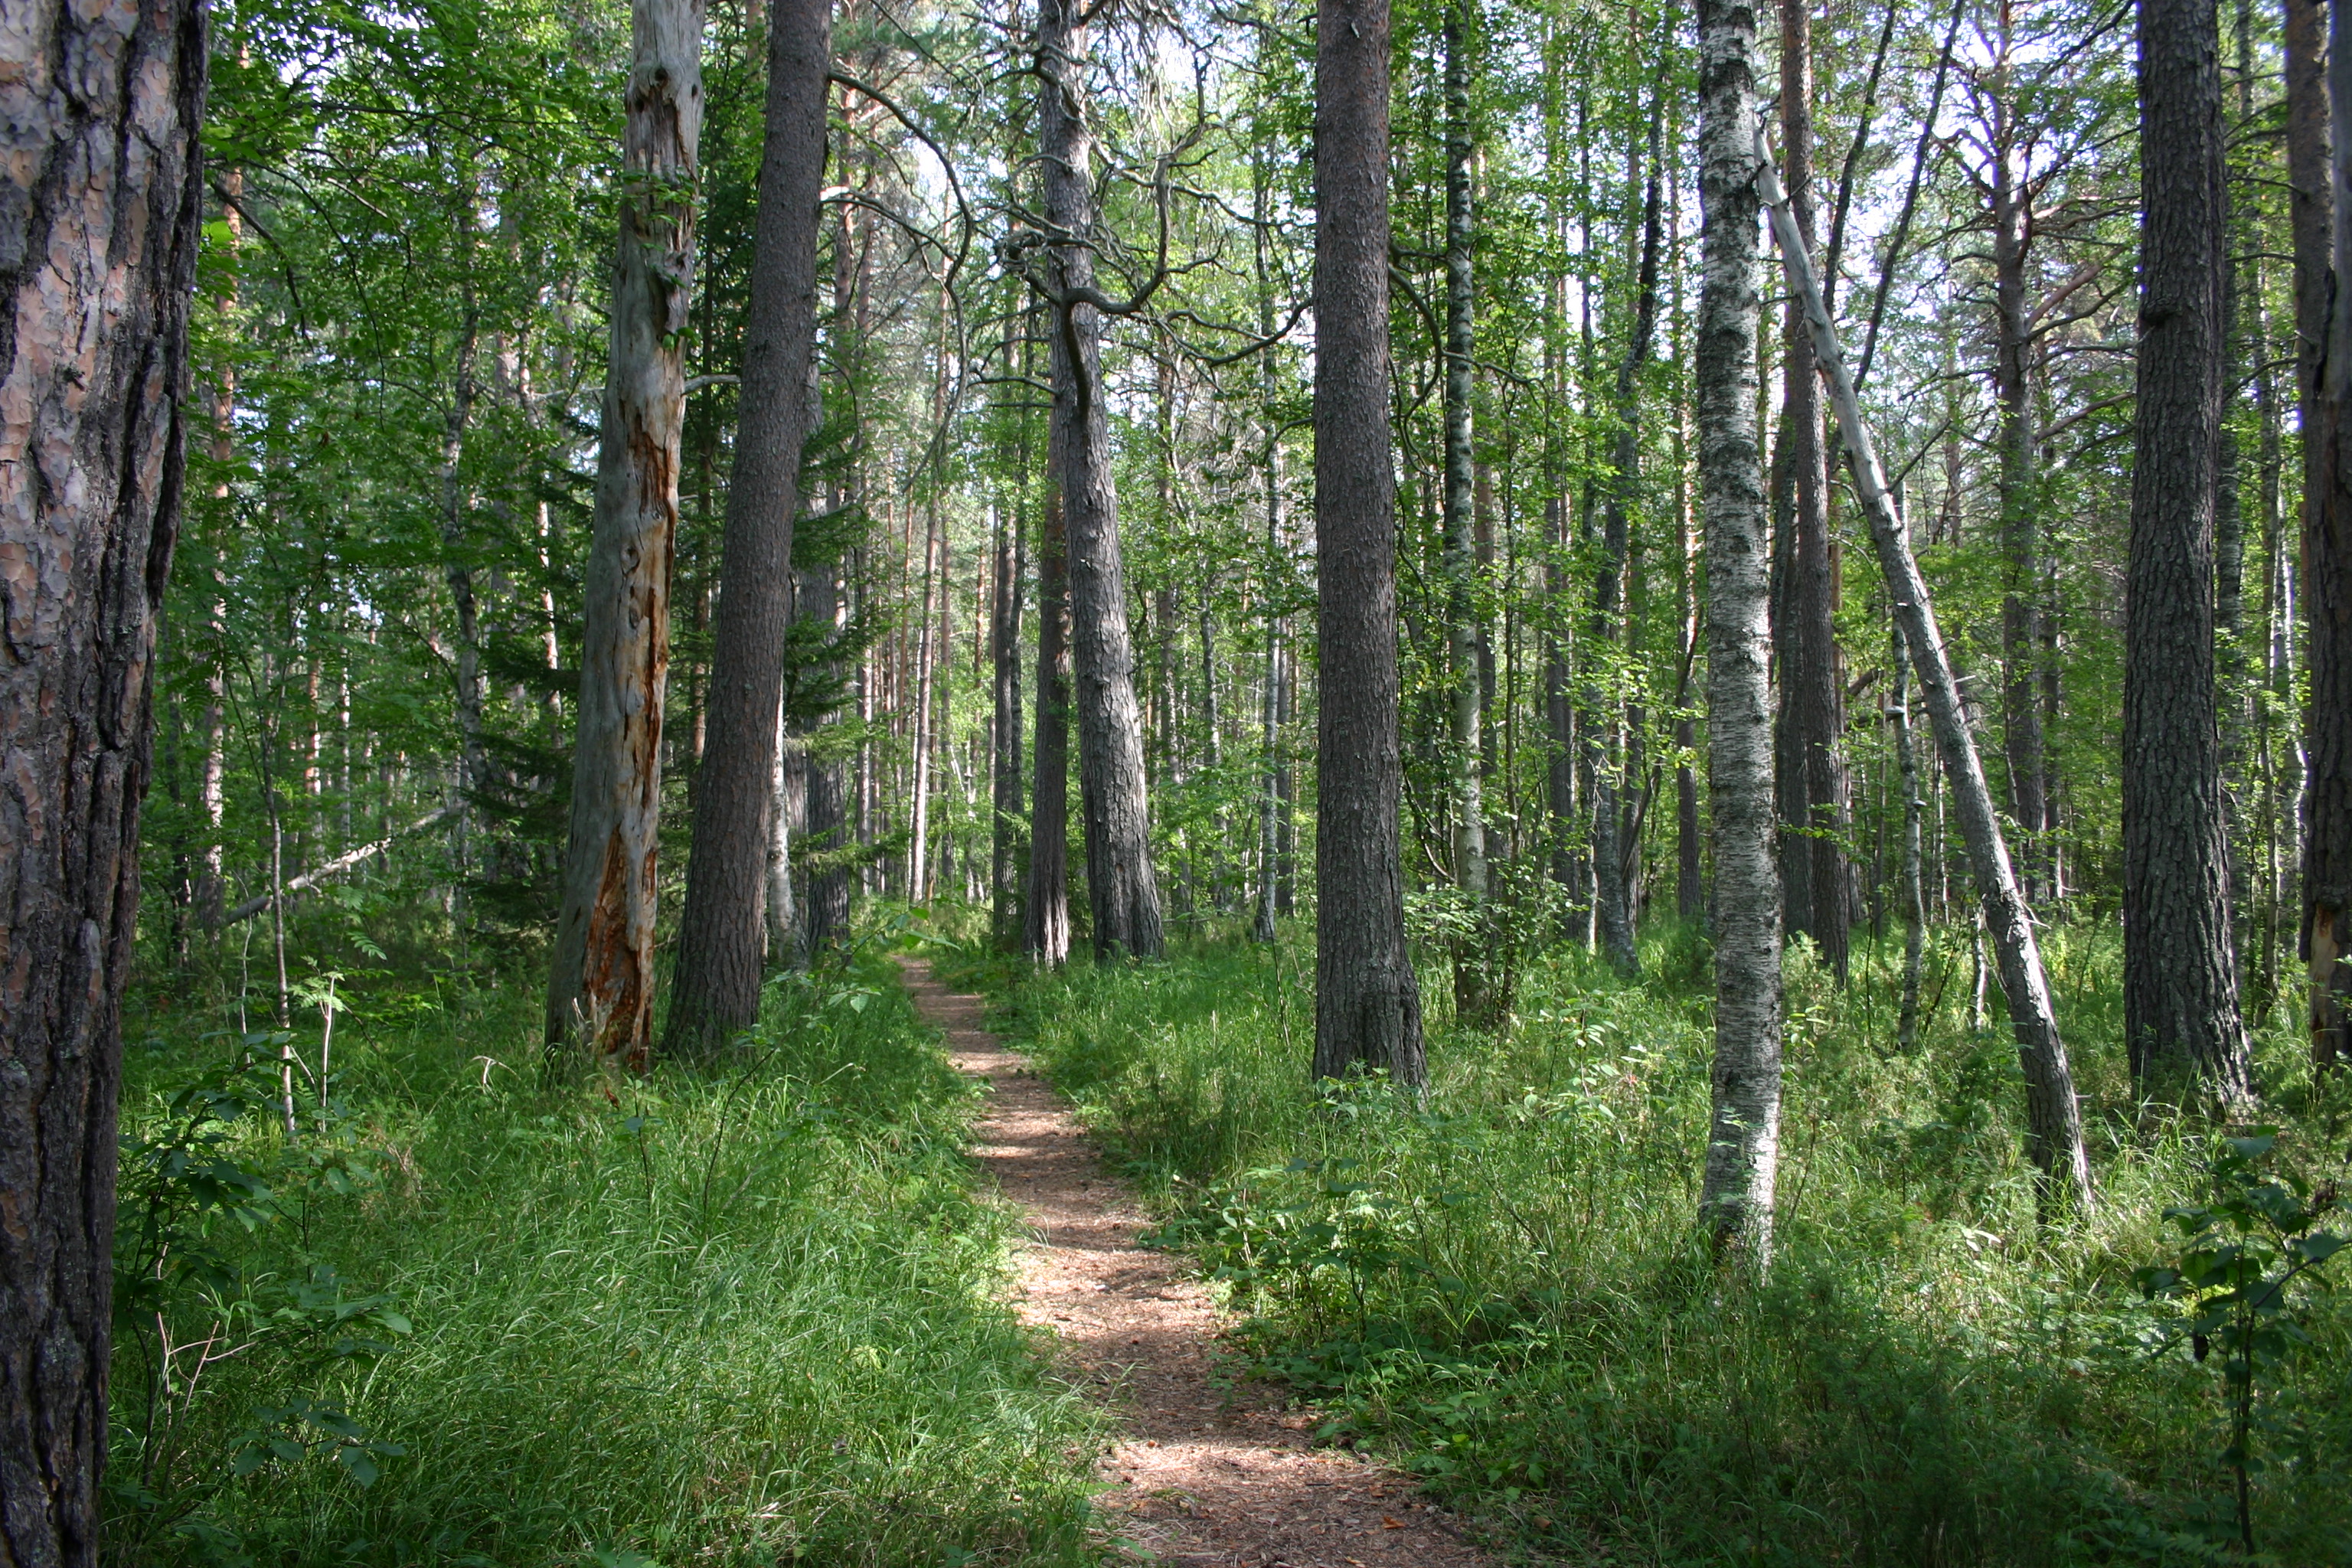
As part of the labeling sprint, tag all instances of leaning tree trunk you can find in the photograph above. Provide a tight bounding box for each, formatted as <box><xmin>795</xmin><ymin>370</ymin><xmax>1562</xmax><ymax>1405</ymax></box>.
<box><xmin>1314</xmin><ymin>0</ymin><xmax>1426</xmax><ymax>1087</ymax></box>
<box><xmin>547</xmin><ymin>0</ymin><xmax>704</xmax><ymax>1073</ymax></box>
<box><xmin>1036</xmin><ymin>0</ymin><xmax>1163</xmax><ymax>958</ymax></box>
<box><xmin>1757</xmin><ymin>129</ymin><xmax>2096</xmax><ymax>1210</ymax></box>
<box><xmin>1025</xmin><ymin>449</ymin><xmax>1073</xmax><ymax>966</ymax></box>
<box><xmin>0</xmin><ymin>0</ymin><xmax>204</xmax><ymax>1559</ymax></box>
<box><xmin>1693</xmin><ymin>0</ymin><xmax>1783</xmax><ymax>1259</ymax></box>
<box><xmin>2308</xmin><ymin>0</ymin><xmax>2352</xmax><ymax>1072</ymax></box>
<box><xmin>2126</xmin><ymin>0</ymin><xmax>2253</xmax><ymax>1102</ymax></box>
<box><xmin>665</xmin><ymin>0</ymin><xmax>830</xmax><ymax>1055</ymax></box>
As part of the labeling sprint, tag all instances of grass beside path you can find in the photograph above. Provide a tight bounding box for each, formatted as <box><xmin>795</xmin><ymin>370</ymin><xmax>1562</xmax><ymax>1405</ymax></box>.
<box><xmin>946</xmin><ymin>922</ymin><xmax>2352</xmax><ymax>1568</ymax></box>
<box><xmin>108</xmin><ymin>942</ymin><xmax>1105</xmax><ymax>1568</ymax></box>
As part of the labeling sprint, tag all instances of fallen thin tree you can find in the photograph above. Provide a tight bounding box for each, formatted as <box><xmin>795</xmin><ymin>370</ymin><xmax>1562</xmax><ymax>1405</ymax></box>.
<box><xmin>219</xmin><ymin>806</ymin><xmax>455</xmax><ymax>927</ymax></box>
<box><xmin>1756</xmin><ymin>129</ymin><xmax>2094</xmax><ymax>1213</ymax></box>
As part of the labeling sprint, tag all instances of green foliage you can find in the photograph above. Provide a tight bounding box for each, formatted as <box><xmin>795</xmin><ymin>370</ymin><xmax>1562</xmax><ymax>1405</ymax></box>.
<box><xmin>2136</xmin><ymin>1129</ymin><xmax>2347</xmax><ymax>1557</ymax></box>
<box><xmin>993</xmin><ymin>928</ymin><xmax>2352</xmax><ymax>1566</ymax></box>
<box><xmin>109</xmin><ymin>946</ymin><xmax>1104</xmax><ymax>1567</ymax></box>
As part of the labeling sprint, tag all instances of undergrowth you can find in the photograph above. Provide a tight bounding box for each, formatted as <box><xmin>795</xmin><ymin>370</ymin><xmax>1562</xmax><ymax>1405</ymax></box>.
<box><xmin>107</xmin><ymin>939</ymin><xmax>1104</xmax><ymax>1568</ymax></box>
<box><xmin>954</xmin><ymin>919</ymin><xmax>2352</xmax><ymax>1567</ymax></box>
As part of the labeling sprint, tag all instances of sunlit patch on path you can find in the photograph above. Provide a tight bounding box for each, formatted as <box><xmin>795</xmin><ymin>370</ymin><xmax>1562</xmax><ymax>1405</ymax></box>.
<box><xmin>896</xmin><ymin>956</ymin><xmax>1496</xmax><ymax>1568</ymax></box>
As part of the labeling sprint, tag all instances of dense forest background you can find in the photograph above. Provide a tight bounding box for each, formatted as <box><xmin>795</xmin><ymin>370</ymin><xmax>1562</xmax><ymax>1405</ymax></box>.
<box><xmin>74</xmin><ymin>0</ymin><xmax>2352</xmax><ymax>1558</ymax></box>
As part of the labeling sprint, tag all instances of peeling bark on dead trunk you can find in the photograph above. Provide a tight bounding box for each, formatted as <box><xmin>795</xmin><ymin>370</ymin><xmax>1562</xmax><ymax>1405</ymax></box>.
<box><xmin>0</xmin><ymin>0</ymin><xmax>204</xmax><ymax>1557</ymax></box>
<box><xmin>547</xmin><ymin>0</ymin><xmax>704</xmax><ymax>1073</ymax></box>
<box><xmin>1694</xmin><ymin>0</ymin><xmax>1783</xmax><ymax>1259</ymax></box>
<box><xmin>1315</xmin><ymin>0</ymin><xmax>1426</xmax><ymax>1087</ymax></box>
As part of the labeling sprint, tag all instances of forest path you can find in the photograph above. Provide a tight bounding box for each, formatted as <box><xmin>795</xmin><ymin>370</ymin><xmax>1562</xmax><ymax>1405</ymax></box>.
<box><xmin>894</xmin><ymin>955</ymin><xmax>1495</xmax><ymax>1568</ymax></box>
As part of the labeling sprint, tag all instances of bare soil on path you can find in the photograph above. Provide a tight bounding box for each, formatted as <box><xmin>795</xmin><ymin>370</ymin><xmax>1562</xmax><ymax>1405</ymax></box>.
<box><xmin>895</xmin><ymin>956</ymin><xmax>1497</xmax><ymax>1568</ymax></box>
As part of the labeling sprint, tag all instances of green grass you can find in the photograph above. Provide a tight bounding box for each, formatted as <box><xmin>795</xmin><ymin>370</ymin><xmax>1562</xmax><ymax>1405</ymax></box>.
<box><xmin>956</xmin><ymin>920</ymin><xmax>2352</xmax><ymax>1567</ymax></box>
<box><xmin>106</xmin><ymin>943</ymin><xmax>1106</xmax><ymax>1568</ymax></box>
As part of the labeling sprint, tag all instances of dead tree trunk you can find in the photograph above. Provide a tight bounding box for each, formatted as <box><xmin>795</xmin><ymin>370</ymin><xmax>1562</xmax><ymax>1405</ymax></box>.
<box><xmin>547</xmin><ymin>0</ymin><xmax>704</xmax><ymax>1073</ymax></box>
<box><xmin>0</xmin><ymin>0</ymin><xmax>204</xmax><ymax>1557</ymax></box>
<box><xmin>1314</xmin><ymin>0</ymin><xmax>1426</xmax><ymax>1086</ymax></box>
<box><xmin>1758</xmin><ymin>129</ymin><xmax>2096</xmax><ymax>1209</ymax></box>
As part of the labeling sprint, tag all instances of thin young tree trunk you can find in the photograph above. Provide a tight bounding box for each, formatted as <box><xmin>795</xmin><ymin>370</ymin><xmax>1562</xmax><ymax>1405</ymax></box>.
<box><xmin>1035</xmin><ymin>0</ymin><xmax>1163</xmax><ymax>957</ymax></box>
<box><xmin>1025</xmin><ymin>444</ymin><xmax>1073</xmax><ymax>966</ymax></box>
<box><xmin>991</xmin><ymin>490</ymin><xmax>1025</xmax><ymax>946</ymax></box>
<box><xmin>1591</xmin><ymin>112</ymin><xmax>1664</xmax><ymax>978</ymax></box>
<box><xmin>1315</xmin><ymin>0</ymin><xmax>1425</xmax><ymax>1086</ymax></box>
<box><xmin>1774</xmin><ymin>0</ymin><xmax>1847</xmax><ymax>979</ymax></box>
<box><xmin>0</xmin><ymin>0</ymin><xmax>202</xmax><ymax>1555</ymax></box>
<box><xmin>666</xmin><ymin>0</ymin><xmax>829</xmax><ymax>1053</ymax></box>
<box><xmin>546</xmin><ymin>0</ymin><xmax>704</xmax><ymax>1073</ymax></box>
<box><xmin>1253</xmin><ymin>161</ymin><xmax>1285</xmax><ymax>946</ymax></box>
<box><xmin>1694</xmin><ymin>0</ymin><xmax>1782</xmax><ymax>1257</ymax></box>
<box><xmin>2308</xmin><ymin>0</ymin><xmax>2352</xmax><ymax>1072</ymax></box>
<box><xmin>910</xmin><ymin>498</ymin><xmax>939</xmax><ymax>898</ymax></box>
<box><xmin>800</xmin><ymin>554</ymin><xmax>850</xmax><ymax>956</ymax></box>
<box><xmin>1991</xmin><ymin>103</ymin><xmax>2048</xmax><ymax>904</ymax></box>
<box><xmin>1893</xmin><ymin>619</ymin><xmax>1926</xmax><ymax>1052</ymax></box>
<box><xmin>1758</xmin><ymin>131</ymin><xmax>2095</xmax><ymax>1209</ymax></box>
<box><xmin>439</xmin><ymin>297</ymin><xmax>482</xmax><ymax>903</ymax></box>
<box><xmin>1441</xmin><ymin>0</ymin><xmax>1489</xmax><ymax>921</ymax></box>
<box><xmin>2126</xmin><ymin>0</ymin><xmax>2253</xmax><ymax>1102</ymax></box>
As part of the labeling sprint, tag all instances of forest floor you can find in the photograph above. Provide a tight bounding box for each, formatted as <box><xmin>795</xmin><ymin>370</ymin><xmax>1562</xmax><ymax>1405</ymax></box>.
<box><xmin>895</xmin><ymin>956</ymin><xmax>1496</xmax><ymax>1568</ymax></box>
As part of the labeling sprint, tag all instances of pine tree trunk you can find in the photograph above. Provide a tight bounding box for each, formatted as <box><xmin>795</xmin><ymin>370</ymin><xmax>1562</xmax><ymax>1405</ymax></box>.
<box><xmin>1694</xmin><ymin>0</ymin><xmax>1782</xmax><ymax>1256</ymax></box>
<box><xmin>1315</xmin><ymin>0</ymin><xmax>1426</xmax><ymax>1086</ymax></box>
<box><xmin>2126</xmin><ymin>0</ymin><xmax>2253</xmax><ymax>1101</ymax></box>
<box><xmin>1037</xmin><ymin>0</ymin><xmax>1162</xmax><ymax>958</ymax></box>
<box><xmin>1025</xmin><ymin>449</ymin><xmax>1073</xmax><ymax>965</ymax></box>
<box><xmin>800</xmin><ymin>557</ymin><xmax>851</xmax><ymax>956</ymax></box>
<box><xmin>1774</xmin><ymin>0</ymin><xmax>1847</xmax><ymax>979</ymax></box>
<box><xmin>0</xmin><ymin>0</ymin><xmax>203</xmax><ymax>1554</ymax></box>
<box><xmin>547</xmin><ymin>0</ymin><xmax>704</xmax><ymax>1071</ymax></box>
<box><xmin>2307</xmin><ymin>0</ymin><xmax>2352</xmax><ymax>1072</ymax></box>
<box><xmin>666</xmin><ymin>0</ymin><xmax>828</xmax><ymax>1052</ymax></box>
<box><xmin>1441</xmin><ymin>0</ymin><xmax>1488</xmax><ymax>912</ymax></box>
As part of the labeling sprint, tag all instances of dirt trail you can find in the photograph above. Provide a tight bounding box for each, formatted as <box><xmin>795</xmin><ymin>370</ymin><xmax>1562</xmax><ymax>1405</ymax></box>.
<box><xmin>896</xmin><ymin>956</ymin><xmax>1494</xmax><ymax>1568</ymax></box>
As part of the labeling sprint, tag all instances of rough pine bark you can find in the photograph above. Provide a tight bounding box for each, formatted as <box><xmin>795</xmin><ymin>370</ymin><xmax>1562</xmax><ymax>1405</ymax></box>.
<box><xmin>547</xmin><ymin>0</ymin><xmax>704</xmax><ymax>1071</ymax></box>
<box><xmin>1315</xmin><ymin>0</ymin><xmax>1426</xmax><ymax>1087</ymax></box>
<box><xmin>1036</xmin><ymin>0</ymin><xmax>1163</xmax><ymax>958</ymax></box>
<box><xmin>1773</xmin><ymin>0</ymin><xmax>1847</xmax><ymax>978</ymax></box>
<box><xmin>1694</xmin><ymin>0</ymin><xmax>1782</xmax><ymax>1256</ymax></box>
<box><xmin>2126</xmin><ymin>0</ymin><xmax>2253</xmax><ymax>1099</ymax></box>
<box><xmin>2308</xmin><ymin>0</ymin><xmax>2352</xmax><ymax>1071</ymax></box>
<box><xmin>0</xmin><ymin>0</ymin><xmax>204</xmax><ymax>1557</ymax></box>
<box><xmin>665</xmin><ymin>0</ymin><xmax>830</xmax><ymax>1054</ymax></box>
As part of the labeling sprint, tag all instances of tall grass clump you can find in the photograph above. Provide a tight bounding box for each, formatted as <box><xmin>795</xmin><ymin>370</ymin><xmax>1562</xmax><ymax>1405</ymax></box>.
<box><xmin>975</xmin><ymin>923</ymin><xmax>2352</xmax><ymax>1566</ymax></box>
<box><xmin>107</xmin><ymin>942</ymin><xmax>1104</xmax><ymax>1568</ymax></box>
